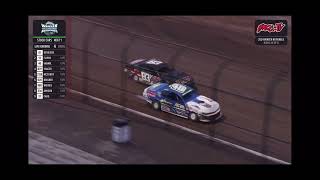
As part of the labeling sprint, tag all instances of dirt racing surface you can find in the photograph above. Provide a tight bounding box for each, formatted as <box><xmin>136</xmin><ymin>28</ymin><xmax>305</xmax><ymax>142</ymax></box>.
<box><xmin>29</xmin><ymin>84</ymin><xmax>275</xmax><ymax>164</ymax></box>
<box><xmin>28</xmin><ymin>16</ymin><xmax>291</xmax><ymax>163</ymax></box>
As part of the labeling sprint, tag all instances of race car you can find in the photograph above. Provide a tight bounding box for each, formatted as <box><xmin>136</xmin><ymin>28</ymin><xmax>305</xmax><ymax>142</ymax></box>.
<box><xmin>142</xmin><ymin>83</ymin><xmax>222</xmax><ymax>122</ymax></box>
<box><xmin>124</xmin><ymin>58</ymin><xmax>196</xmax><ymax>89</ymax></box>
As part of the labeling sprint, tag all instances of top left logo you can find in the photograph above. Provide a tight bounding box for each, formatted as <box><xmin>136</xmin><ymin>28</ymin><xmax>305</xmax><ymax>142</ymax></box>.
<box><xmin>41</xmin><ymin>21</ymin><xmax>58</xmax><ymax>36</ymax></box>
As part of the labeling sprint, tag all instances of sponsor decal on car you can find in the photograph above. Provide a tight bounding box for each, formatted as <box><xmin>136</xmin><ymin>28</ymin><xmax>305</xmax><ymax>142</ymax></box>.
<box><xmin>147</xmin><ymin>91</ymin><xmax>156</xmax><ymax>97</ymax></box>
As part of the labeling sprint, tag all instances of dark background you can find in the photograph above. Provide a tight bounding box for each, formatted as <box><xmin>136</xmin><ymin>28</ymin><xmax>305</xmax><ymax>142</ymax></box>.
<box><xmin>0</xmin><ymin>3</ymin><xmax>318</xmax><ymax>177</ymax></box>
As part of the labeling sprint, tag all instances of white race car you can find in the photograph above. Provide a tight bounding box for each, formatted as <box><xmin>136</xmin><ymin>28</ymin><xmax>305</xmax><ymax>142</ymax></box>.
<box><xmin>143</xmin><ymin>83</ymin><xmax>223</xmax><ymax>122</ymax></box>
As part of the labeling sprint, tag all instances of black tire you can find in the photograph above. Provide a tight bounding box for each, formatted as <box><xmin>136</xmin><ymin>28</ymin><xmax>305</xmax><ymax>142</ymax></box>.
<box><xmin>152</xmin><ymin>101</ymin><xmax>161</xmax><ymax>111</ymax></box>
<box><xmin>188</xmin><ymin>112</ymin><xmax>198</xmax><ymax>121</ymax></box>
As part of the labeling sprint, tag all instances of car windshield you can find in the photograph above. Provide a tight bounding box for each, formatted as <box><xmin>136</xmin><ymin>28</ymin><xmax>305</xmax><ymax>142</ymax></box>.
<box><xmin>182</xmin><ymin>89</ymin><xmax>198</xmax><ymax>102</ymax></box>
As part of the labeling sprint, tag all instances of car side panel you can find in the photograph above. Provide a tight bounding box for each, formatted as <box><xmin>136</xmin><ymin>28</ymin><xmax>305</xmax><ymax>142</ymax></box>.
<box><xmin>159</xmin><ymin>97</ymin><xmax>189</xmax><ymax>118</ymax></box>
<box><xmin>134</xmin><ymin>65</ymin><xmax>160</xmax><ymax>85</ymax></box>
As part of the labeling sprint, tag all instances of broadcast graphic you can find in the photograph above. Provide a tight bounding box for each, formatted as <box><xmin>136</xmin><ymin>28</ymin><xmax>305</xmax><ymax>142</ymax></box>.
<box><xmin>255</xmin><ymin>20</ymin><xmax>288</xmax><ymax>45</ymax></box>
<box><xmin>28</xmin><ymin>16</ymin><xmax>291</xmax><ymax>164</ymax></box>
<box><xmin>32</xmin><ymin>20</ymin><xmax>66</xmax><ymax>99</ymax></box>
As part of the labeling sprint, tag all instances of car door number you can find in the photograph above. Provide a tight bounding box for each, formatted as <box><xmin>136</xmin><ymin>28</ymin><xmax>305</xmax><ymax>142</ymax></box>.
<box><xmin>141</xmin><ymin>72</ymin><xmax>152</xmax><ymax>82</ymax></box>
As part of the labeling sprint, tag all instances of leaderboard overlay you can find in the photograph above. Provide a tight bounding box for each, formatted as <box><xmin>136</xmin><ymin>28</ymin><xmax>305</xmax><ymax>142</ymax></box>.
<box><xmin>33</xmin><ymin>20</ymin><xmax>66</xmax><ymax>99</ymax></box>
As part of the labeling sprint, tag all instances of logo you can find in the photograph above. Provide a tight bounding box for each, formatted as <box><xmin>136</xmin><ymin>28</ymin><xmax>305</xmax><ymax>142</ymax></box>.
<box><xmin>255</xmin><ymin>20</ymin><xmax>288</xmax><ymax>45</ymax></box>
<box><xmin>256</xmin><ymin>22</ymin><xmax>286</xmax><ymax>34</ymax></box>
<box><xmin>41</xmin><ymin>21</ymin><xmax>58</xmax><ymax>36</ymax></box>
<box><xmin>147</xmin><ymin>91</ymin><xmax>156</xmax><ymax>97</ymax></box>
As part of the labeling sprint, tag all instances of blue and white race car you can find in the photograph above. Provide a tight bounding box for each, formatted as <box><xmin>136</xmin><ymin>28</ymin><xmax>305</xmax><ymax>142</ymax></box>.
<box><xmin>142</xmin><ymin>83</ymin><xmax>222</xmax><ymax>122</ymax></box>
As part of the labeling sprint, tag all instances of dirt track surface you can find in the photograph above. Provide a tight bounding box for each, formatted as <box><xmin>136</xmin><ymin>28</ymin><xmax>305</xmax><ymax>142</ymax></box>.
<box><xmin>29</xmin><ymin>131</ymin><xmax>113</xmax><ymax>164</ymax></box>
<box><xmin>29</xmin><ymin>84</ymin><xmax>275</xmax><ymax>164</ymax></box>
<box><xmin>29</xmin><ymin>16</ymin><xmax>291</xmax><ymax>163</ymax></box>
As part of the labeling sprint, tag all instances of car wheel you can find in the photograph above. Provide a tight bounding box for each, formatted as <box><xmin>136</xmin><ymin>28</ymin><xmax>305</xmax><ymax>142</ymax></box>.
<box><xmin>189</xmin><ymin>112</ymin><xmax>198</xmax><ymax>121</ymax></box>
<box><xmin>133</xmin><ymin>75</ymin><xmax>139</xmax><ymax>81</ymax></box>
<box><xmin>152</xmin><ymin>101</ymin><xmax>160</xmax><ymax>110</ymax></box>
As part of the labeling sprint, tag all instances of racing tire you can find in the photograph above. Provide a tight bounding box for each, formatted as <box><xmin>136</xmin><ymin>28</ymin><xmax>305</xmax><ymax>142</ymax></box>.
<box><xmin>133</xmin><ymin>75</ymin><xmax>139</xmax><ymax>81</ymax></box>
<box><xmin>152</xmin><ymin>101</ymin><xmax>161</xmax><ymax>111</ymax></box>
<box><xmin>189</xmin><ymin>112</ymin><xmax>198</xmax><ymax>121</ymax></box>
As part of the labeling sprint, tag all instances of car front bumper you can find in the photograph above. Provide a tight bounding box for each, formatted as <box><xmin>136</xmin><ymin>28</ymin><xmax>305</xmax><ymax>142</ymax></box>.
<box><xmin>198</xmin><ymin>111</ymin><xmax>223</xmax><ymax>122</ymax></box>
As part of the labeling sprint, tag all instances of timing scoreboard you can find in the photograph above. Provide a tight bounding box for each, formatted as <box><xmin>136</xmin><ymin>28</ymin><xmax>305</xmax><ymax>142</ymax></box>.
<box><xmin>32</xmin><ymin>20</ymin><xmax>66</xmax><ymax>99</ymax></box>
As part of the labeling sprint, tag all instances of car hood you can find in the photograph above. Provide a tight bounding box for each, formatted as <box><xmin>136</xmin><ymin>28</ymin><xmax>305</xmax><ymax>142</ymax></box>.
<box><xmin>186</xmin><ymin>95</ymin><xmax>220</xmax><ymax>114</ymax></box>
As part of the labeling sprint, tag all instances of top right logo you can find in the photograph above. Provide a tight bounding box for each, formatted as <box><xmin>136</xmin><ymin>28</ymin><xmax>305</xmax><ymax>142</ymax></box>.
<box><xmin>255</xmin><ymin>20</ymin><xmax>288</xmax><ymax>45</ymax></box>
<box><xmin>256</xmin><ymin>22</ymin><xmax>286</xmax><ymax>33</ymax></box>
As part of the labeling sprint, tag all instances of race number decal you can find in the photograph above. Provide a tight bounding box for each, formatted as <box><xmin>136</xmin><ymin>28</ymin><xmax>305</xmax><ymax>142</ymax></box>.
<box><xmin>146</xmin><ymin>59</ymin><xmax>163</xmax><ymax>65</ymax></box>
<box><xmin>169</xmin><ymin>84</ymin><xmax>187</xmax><ymax>93</ymax></box>
<box><xmin>141</xmin><ymin>72</ymin><xmax>152</xmax><ymax>82</ymax></box>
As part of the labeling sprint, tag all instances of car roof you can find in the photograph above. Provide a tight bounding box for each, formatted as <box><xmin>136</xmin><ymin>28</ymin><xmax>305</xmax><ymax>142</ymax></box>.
<box><xmin>144</xmin><ymin>58</ymin><xmax>164</xmax><ymax>65</ymax></box>
<box><xmin>163</xmin><ymin>83</ymin><xmax>194</xmax><ymax>96</ymax></box>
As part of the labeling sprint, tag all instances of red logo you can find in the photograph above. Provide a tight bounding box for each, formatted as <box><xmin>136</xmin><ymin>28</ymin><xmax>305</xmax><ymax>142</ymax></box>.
<box><xmin>256</xmin><ymin>22</ymin><xmax>286</xmax><ymax>33</ymax></box>
<box><xmin>147</xmin><ymin>91</ymin><xmax>156</xmax><ymax>97</ymax></box>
